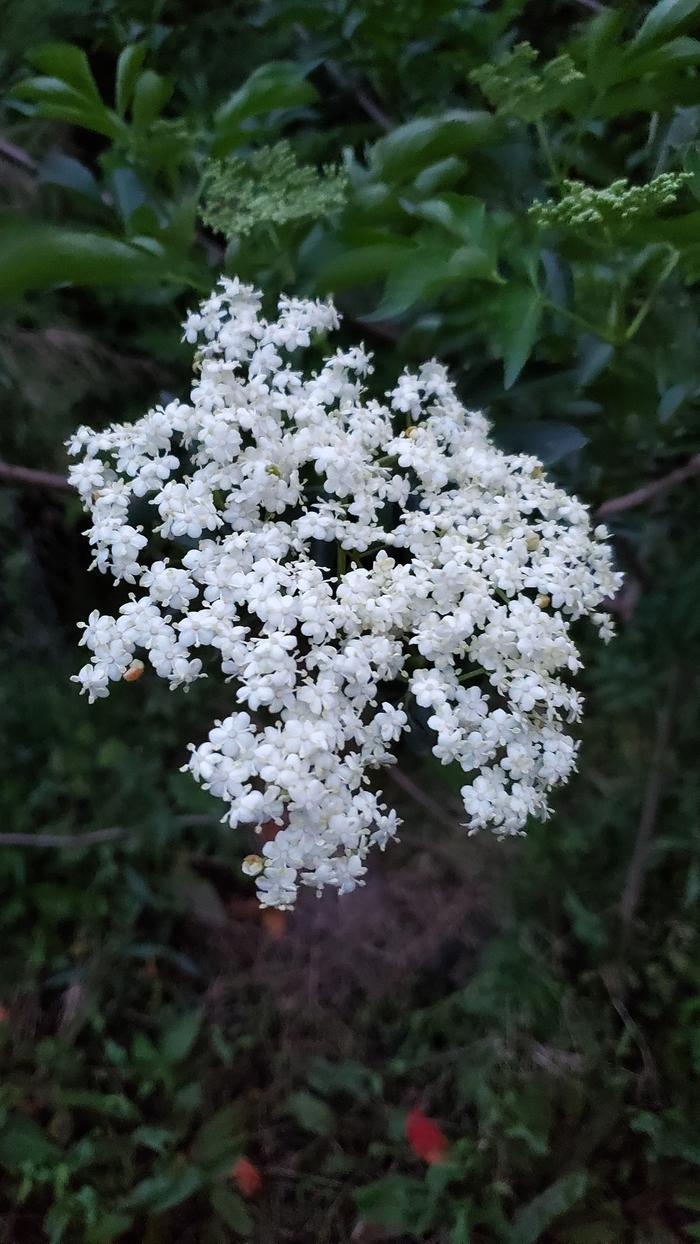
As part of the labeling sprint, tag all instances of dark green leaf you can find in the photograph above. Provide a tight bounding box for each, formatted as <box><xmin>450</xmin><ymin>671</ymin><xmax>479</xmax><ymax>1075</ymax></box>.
<box><xmin>354</xmin><ymin>1175</ymin><xmax>423</xmax><ymax>1231</ymax></box>
<box><xmin>131</xmin><ymin>70</ymin><xmax>173</xmax><ymax>129</ymax></box>
<box><xmin>306</xmin><ymin>1056</ymin><xmax>382</xmax><ymax>1100</ymax></box>
<box><xmin>658</xmin><ymin>383</ymin><xmax>687</xmax><ymax>421</ymax></box>
<box><xmin>509</xmin><ymin>1172</ymin><xmax>588</xmax><ymax>1244</ymax></box>
<box><xmin>160</xmin><ymin>1007</ymin><xmax>204</xmax><ymax>1064</ymax></box>
<box><xmin>28</xmin><ymin>42</ymin><xmax>101</xmax><ymax>103</ymax></box>
<box><xmin>211</xmin><ymin>1185</ymin><xmax>253</xmax><ymax>1234</ymax></box>
<box><xmin>108</xmin><ymin>167</ymin><xmax>149</xmax><ymax>225</ymax></box>
<box><xmin>0</xmin><ymin>220</ymin><xmax>169</xmax><ymax>298</ymax></box>
<box><xmin>496</xmin><ymin>420</ymin><xmax>588</xmax><ymax>464</ymax></box>
<box><xmin>314</xmin><ymin>242</ymin><xmax>410</xmax><ymax>292</ymax></box>
<box><xmin>369</xmin><ymin>111</ymin><xmax>501</xmax><ymax>183</ymax></box>
<box><xmin>0</xmin><ymin>1116</ymin><xmax>59</xmax><ymax>1170</ymax></box>
<box><xmin>214</xmin><ymin>62</ymin><xmax>318</xmax><ymax>155</ymax></box>
<box><xmin>191</xmin><ymin>1104</ymin><xmax>246</xmax><ymax>1170</ymax></box>
<box><xmin>498</xmin><ymin>286</ymin><xmax>542</xmax><ymax>389</ymax></box>
<box><xmin>38</xmin><ymin>151</ymin><xmax>101</xmax><ymax>201</ymax></box>
<box><xmin>121</xmin><ymin>1167</ymin><xmax>202</xmax><ymax>1212</ymax></box>
<box><xmin>285</xmin><ymin>1090</ymin><xmax>334</xmax><ymax>1135</ymax></box>
<box><xmin>632</xmin><ymin>0</ymin><xmax>700</xmax><ymax>50</ymax></box>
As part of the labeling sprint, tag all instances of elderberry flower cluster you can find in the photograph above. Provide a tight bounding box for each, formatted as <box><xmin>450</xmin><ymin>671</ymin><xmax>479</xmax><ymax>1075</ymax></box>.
<box><xmin>68</xmin><ymin>277</ymin><xmax>621</xmax><ymax>909</ymax></box>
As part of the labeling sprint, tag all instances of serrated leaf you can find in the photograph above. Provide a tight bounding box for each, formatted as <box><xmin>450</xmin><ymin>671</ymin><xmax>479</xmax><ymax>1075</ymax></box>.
<box><xmin>367</xmin><ymin>246</ymin><xmax>449</xmax><ymax>320</ymax></box>
<box><xmin>115</xmin><ymin>43</ymin><xmax>147</xmax><ymax>117</ymax></box>
<box><xmin>509</xmin><ymin>1172</ymin><xmax>588</xmax><ymax>1244</ymax></box>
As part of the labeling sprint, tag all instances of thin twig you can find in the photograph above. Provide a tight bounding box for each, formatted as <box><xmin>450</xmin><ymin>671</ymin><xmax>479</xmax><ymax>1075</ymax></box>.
<box><xmin>386</xmin><ymin>766</ymin><xmax>463</xmax><ymax>825</ymax></box>
<box><xmin>354</xmin><ymin>87</ymin><xmax>394</xmax><ymax>133</ymax></box>
<box><xmin>0</xmin><ymin>827</ymin><xmax>124</xmax><ymax>848</ymax></box>
<box><xmin>0</xmin><ymin>135</ymin><xmax>37</xmax><ymax>171</ymax></box>
<box><xmin>0</xmin><ymin>460</ymin><xmax>74</xmax><ymax>492</ymax></box>
<box><xmin>619</xmin><ymin>669</ymin><xmax>678</xmax><ymax>950</ymax></box>
<box><xmin>570</xmin><ymin>0</ymin><xmax>607</xmax><ymax>11</ymax></box>
<box><xmin>597</xmin><ymin>453</ymin><xmax>700</xmax><ymax>518</ymax></box>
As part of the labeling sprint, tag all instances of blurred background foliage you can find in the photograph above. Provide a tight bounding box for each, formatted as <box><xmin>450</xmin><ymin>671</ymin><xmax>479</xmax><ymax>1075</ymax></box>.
<box><xmin>2</xmin><ymin>0</ymin><xmax>700</xmax><ymax>1239</ymax></box>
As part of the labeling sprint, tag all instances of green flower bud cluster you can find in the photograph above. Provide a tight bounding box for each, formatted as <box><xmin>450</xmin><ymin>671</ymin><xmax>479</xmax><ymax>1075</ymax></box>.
<box><xmin>202</xmin><ymin>141</ymin><xmax>348</xmax><ymax>241</ymax></box>
<box><xmin>529</xmin><ymin>173</ymin><xmax>691</xmax><ymax>235</ymax></box>
<box><xmin>470</xmin><ymin>42</ymin><xmax>583</xmax><ymax>122</ymax></box>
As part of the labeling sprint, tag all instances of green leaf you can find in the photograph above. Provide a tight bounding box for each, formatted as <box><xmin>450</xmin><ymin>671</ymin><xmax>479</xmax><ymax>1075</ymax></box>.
<box><xmin>54</xmin><ymin>1090</ymin><xmax>139</xmax><ymax>1119</ymax></box>
<box><xmin>498</xmin><ymin>286</ymin><xmax>542</xmax><ymax>389</ymax></box>
<box><xmin>115</xmin><ymin>42</ymin><xmax>147</xmax><ymax>117</ymax></box>
<box><xmin>191</xmin><ymin>1104</ymin><xmax>245</xmax><ymax>1171</ymax></box>
<box><xmin>0</xmin><ymin>220</ymin><xmax>170</xmax><ymax>298</ymax></box>
<box><xmin>354</xmin><ymin>1174</ymin><xmax>423</xmax><ymax>1231</ymax></box>
<box><xmin>12</xmin><ymin>77</ymin><xmax>124</xmax><ymax>139</ymax></box>
<box><xmin>213</xmin><ymin>61</ymin><xmax>318</xmax><ymax>155</ymax></box>
<box><xmin>285</xmin><ymin>1090</ymin><xmax>334</xmax><ymax>1135</ymax></box>
<box><xmin>131</xmin><ymin>69</ymin><xmax>173</xmax><ymax>129</ymax></box>
<box><xmin>107</xmin><ymin>167</ymin><xmax>149</xmax><ymax>225</ymax></box>
<box><xmin>632</xmin><ymin>0</ymin><xmax>700</xmax><ymax>50</ymax></box>
<box><xmin>369</xmin><ymin>111</ymin><xmax>501</xmax><ymax>183</ymax></box>
<box><xmin>306</xmin><ymin>1056</ymin><xmax>382</xmax><ymax>1101</ymax></box>
<box><xmin>658</xmin><ymin>382</ymin><xmax>687</xmax><ymax>421</ymax></box>
<box><xmin>367</xmin><ymin>245</ymin><xmax>449</xmax><ymax>319</ymax></box>
<box><xmin>210</xmin><ymin>1185</ymin><xmax>253</xmax><ymax>1234</ymax></box>
<box><xmin>563</xmin><ymin>892</ymin><xmax>608</xmax><ymax>950</ymax></box>
<box><xmin>314</xmin><ymin>242</ymin><xmax>411</xmax><ymax>292</ymax></box>
<box><xmin>451</xmin><ymin>1204</ymin><xmax>473</xmax><ymax>1244</ymax></box>
<box><xmin>121</xmin><ymin>1167</ymin><xmax>202</xmax><ymax>1212</ymax></box>
<box><xmin>28</xmin><ymin>42</ymin><xmax>101</xmax><ymax>103</ymax></box>
<box><xmin>0</xmin><ymin>1116</ymin><xmax>59</xmax><ymax>1170</ymax></box>
<box><xmin>496</xmin><ymin>420</ymin><xmax>588</xmax><ymax>464</ymax></box>
<box><xmin>133</xmin><ymin>1125</ymin><xmax>173</xmax><ymax>1154</ymax></box>
<box><xmin>509</xmin><ymin>1172</ymin><xmax>588</xmax><ymax>1244</ymax></box>
<box><xmin>38</xmin><ymin>151</ymin><xmax>101</xmax><ymax>201</ymax></box>
<box><xmin>160</xmin><ymin>1007</ymin><xmax>204</xmax><ymax>1064</ymax></box>
<box><xmin>404</xmin><ymin>193</ymin><xmax>488</xmax><ymax>242</ymax></box>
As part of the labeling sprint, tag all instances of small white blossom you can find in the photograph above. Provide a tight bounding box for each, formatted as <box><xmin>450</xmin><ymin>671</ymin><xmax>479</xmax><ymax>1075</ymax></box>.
<box><xmin>68</xmin><ymin>277</ymin><xmax>622</xmax><ymax>908</ymax></box>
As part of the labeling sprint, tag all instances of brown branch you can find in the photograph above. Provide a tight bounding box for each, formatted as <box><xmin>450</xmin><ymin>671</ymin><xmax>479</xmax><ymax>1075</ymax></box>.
<box><xmin>0</xmin><ymin>460</ymin><xmax>73</xmax><ymax>492</ymax></box>
<box><xmin>597</xmin><ymin>453</ymin><xmax>700</xmax><ymax>518</ymax></box>
<box><xmin>619</xmin><ymin>669</ymin><xmax>678</xmax><ymax>951</ymax></box>
<box><xmin>0</xmin><ymin>827</ymin><xmax>124</xmax><ymax>848</ymax></box>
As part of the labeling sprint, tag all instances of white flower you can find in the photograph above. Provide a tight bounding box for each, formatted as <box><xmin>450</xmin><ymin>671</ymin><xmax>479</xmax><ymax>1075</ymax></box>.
<box><xmin>68</xmin><ymin>276</ymin><xmax>622</xmax><ymax>908</ymax></box>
